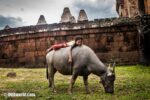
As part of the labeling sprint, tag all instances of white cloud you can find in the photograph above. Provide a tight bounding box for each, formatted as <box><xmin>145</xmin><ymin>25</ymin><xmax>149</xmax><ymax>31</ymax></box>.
<box><xmin>0</xmin><ymin>0</ymin><xmax>118</xmax><ymax>28</ymax></box>
<box><xmin>72</xmin><ymin>0</ymin><xmax>118</xmax><ymax>19</ymax></box>
<box><xmin>0</xmin><ymin>15</ymin><xmax>24</xmax><ymax>29</ymax></box>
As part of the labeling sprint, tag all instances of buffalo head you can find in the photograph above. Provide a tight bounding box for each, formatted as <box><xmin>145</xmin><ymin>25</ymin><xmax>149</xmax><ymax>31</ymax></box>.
<box><xmin>100</xmin><ymin>62</ymin><xmax>116</xmax><ymax>93</ymax></box>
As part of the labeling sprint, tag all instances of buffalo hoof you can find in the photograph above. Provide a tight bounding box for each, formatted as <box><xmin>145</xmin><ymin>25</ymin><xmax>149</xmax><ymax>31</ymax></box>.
<box><xmin>68</xmin><ymin>90</ymin><xmax>72</xmax><ymax>95</ymax></box>
<box><xmin>85</xmin><ymin>90</ymin><xmax>91</xmax><ymax>94</ymax></box>
<box><xmin>53</xmin><ymin>90</ymin><xmax>57</xmax><ymax>93</ymax></box>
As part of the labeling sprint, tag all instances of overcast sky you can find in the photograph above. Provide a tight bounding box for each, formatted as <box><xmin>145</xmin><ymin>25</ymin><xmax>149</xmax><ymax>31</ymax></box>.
<box><xmin>0</xmin><ymin>0</ymin><xmax>118</xmax><ymax>29</ymax></box>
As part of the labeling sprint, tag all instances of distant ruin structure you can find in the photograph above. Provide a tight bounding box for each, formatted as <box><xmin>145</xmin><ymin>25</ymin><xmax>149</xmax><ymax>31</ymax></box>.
<box><xmin>37</xmin><ymin>15</ymin><xmax>47</xmax><ymax>25</ymax></box>
<box><xmin>60</xmin><ymin>7</ymin><xmax>76</xmax><ymax>23</ymax></box>
<box><xmin>78</xmin><ymin>9</ymin><xmax>88</xmax><ymax>22</ymax></box>
<box><xmin>4</xmin><ymin>25</ymin><xmax>11</xmax><ymax>30</ymax></box>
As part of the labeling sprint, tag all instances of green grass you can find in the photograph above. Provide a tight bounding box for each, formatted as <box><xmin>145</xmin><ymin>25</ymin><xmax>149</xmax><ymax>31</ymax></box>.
<box><xmin>0</xmin><ymin>65</ymin><xmax>150</xmax><ymax>100</ymax></box>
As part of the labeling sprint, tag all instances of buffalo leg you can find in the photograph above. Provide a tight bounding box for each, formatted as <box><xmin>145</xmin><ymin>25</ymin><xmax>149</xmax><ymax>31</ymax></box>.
<box><xmin>83</xmin><ymin>75</ymin><xmax>90</xmax><ymax>94</ymax></box>
<box><xmin>48</xmin><ymin>65</ymin><xmax>56</xmax><ymax>93</ymax></box>
<box><xmin>48</xmin><ymin>66</ymin><xmax>52</xmax><ymax>88</ymax></box>
<box><xmin>68</xmin><ymin>72</ymin><xmax>78</xmax><ymax>94</ymax></box>
<box><xmin>51</xmin><ymin>69</ymin><xmax>56</xmax><ymax>93</ymax></box>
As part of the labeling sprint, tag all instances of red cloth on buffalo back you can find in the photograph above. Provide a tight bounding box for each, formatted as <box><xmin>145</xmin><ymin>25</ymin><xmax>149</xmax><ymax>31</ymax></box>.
<box><xmin>51</xmin><ymin>42</ymin><xmax>68</xmax><ymax>50</ymax></box>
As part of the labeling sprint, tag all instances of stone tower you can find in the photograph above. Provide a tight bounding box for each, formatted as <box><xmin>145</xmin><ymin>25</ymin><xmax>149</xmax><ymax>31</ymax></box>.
<box><xmin>77</xmin><ymin>9</ymin><xmax>88</xmax><ymax>22</ymax></box>
<box><xmin>37</xmin><ymin>15</ymin><xmax>47</xmax><ymax>25</ymax></box>
<box><xmin>4</xmin><ymin>25</ymin><xmax>11</xmax><ymax>29</ymax></box>
<box><xmin>60</xmin><ymin>7</ymin><xmax>76</xmax><ymax>23</ymax></box>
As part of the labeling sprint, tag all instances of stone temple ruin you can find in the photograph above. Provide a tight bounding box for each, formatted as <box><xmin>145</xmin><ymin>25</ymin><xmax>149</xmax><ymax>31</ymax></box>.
<box><xmin>60</xmin><ymin>7</ymin><xmax>88</xmax><ymax>23</ymax></box>
<box><xmin>37</xmin><ymin>15</ymin><xmax>47</xmax><ymax>25</ymax></box>
<box><xmin>78</xmin><ymin>9</ymin><xmax>88</xmax><ymax>22</ymax></box>
<box><xmin>60</xmin><ymin>7</ymin><xmax>76</xmax><ymax>23</ymax></box>
<box><xmin>0</xmin><ymin>0</ymin><xmax>150</xmax><ymax>67</ymax></box>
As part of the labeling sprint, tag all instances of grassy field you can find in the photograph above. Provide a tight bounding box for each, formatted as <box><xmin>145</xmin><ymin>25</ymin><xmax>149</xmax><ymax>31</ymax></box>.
<box><xmin>0</xmin><ymin>65</ymin><xmax>150</xmax><ymax>100</ymax></box>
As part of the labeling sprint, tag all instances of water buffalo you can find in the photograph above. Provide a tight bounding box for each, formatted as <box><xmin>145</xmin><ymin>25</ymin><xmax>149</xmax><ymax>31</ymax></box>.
<box><xmin>46</xmin><ymin>45</ymin><xmax>115</xmax><ymax>94</ymax></box>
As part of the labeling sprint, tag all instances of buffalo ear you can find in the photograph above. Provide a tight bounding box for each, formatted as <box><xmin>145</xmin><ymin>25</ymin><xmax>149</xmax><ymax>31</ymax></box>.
<box><xmin>108</xmin><ymin>64</ymin><xmax>111</xmax><ymax>68</ymax></box>
<box><xmin>108</xmin><ymin>64</ymin><xmax>114</xmax><ymax>73</ymax></box>
<box><xmin>108</xmin><ymin>64</ymin><xmax>112</xmax><ymax>70</ymax></box>
<box><xmin>109</xmin><ymin>59</ymin><xmax>116</xmax><ymax>74</ymax></box>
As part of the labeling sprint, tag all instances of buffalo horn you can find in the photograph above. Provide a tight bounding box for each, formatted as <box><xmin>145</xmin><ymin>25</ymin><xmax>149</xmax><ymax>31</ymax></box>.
<box><xmin>112</xmin><ymin>61</ymin><xmax>116</xmax><ymax>73</ymax></box>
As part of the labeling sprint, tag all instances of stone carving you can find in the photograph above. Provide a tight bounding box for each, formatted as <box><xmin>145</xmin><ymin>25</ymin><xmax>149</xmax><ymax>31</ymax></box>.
<box><xmin>116</xmin><ymin>0</ymin><xmax>139</xmax><ymax>17</ymax></box>
<box><xmin>37</xmin><ymin>15</ymin><xmax>47</xmax><ymax>25</ymax></box>
<box><xmin>70</xmin><ymin>16</ymin><xmax>76</xmax><ymax>23</ymax></box>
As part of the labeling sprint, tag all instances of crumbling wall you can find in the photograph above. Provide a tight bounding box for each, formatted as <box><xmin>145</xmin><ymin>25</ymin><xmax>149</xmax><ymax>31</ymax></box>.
<box><xmin>0</xmin><ymin>17</ymin><xmax>139</xmax><ymax>67</ymax></box>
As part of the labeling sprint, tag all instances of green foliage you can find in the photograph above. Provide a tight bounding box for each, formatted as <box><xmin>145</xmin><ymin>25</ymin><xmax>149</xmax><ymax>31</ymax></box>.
<box><xmin>0</xmin><ymin>65</ymin><xmax>150</xmax><ymax>100</ymax></box>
